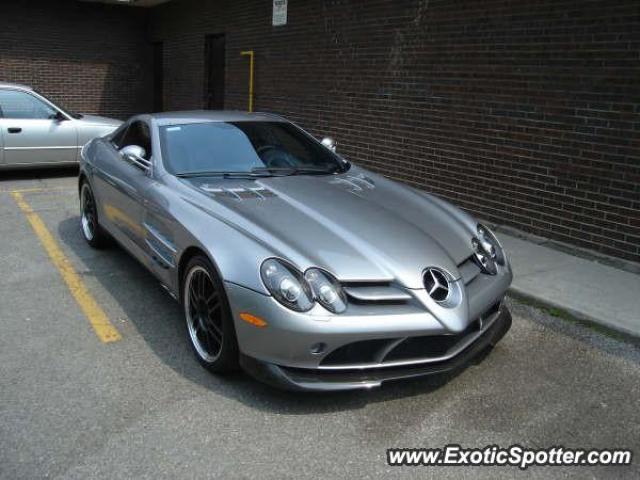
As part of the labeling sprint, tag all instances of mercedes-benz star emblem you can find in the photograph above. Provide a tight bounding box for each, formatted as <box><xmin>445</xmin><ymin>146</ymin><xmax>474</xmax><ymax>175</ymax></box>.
<box><xmin>424</xmin><ymin>268</ymin><xmax>450</xmax><ymax>302</ymax></box>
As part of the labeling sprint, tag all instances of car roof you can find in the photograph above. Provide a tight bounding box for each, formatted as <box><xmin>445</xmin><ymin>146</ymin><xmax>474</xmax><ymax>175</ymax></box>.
<box><xmin>0</xmin><ymin>82</ymin><xmax>32</xmax><ymax>91</ymax></box>
<box><xmin>149</xmin><ymin>110</ymin><xmax>287</xmax><ymax>126</ymax></box>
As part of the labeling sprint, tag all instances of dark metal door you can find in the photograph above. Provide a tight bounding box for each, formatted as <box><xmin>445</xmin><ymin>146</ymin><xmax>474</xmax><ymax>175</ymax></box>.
<box><xmin>204</xmin><ymin>34</ymin><xmax>226</xmax><ymax>109</ymax></box>
<box><xmin>153</xmin><ymin>42</ymin><xmax>164</xmax><ymax>112</ymax></box>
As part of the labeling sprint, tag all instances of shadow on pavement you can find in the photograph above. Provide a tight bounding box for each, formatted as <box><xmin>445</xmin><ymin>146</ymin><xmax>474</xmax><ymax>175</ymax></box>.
<box><xmin>0</xmin><ymin>166</ymin><xmax>78</xmax><ymax>182</ymax></box>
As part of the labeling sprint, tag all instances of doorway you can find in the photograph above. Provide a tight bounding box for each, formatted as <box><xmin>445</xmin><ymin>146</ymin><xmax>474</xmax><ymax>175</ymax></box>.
<box><xmin>204</xmin><ymin>34</ymin><xmax>226</xmax><ymax>109</ymax></box>
<box><xmin>152</xmin><ymin>42</ymin><xmax>163</xmax><ymax>112</ymax></box>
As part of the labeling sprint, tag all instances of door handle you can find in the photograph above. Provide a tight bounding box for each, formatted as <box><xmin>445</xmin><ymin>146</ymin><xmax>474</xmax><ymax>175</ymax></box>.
<box><xmin>7</xmin><ymin>127</ymin><xmax>22</xmax><ymax>134</ymax></box>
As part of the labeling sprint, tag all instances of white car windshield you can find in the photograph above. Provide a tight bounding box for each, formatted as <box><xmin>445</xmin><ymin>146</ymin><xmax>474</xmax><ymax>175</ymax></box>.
<box><xmin>159</xmin><ymin>121</ymin><xmax>346</xmax><ymax>177</ymax></box>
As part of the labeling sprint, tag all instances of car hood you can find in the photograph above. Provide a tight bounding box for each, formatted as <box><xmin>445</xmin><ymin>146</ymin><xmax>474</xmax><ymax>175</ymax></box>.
<box><xmin>183</xmin><ymin>167</ymin><xmax>477</xmax><ymax>289</ymax></box>
<box><xmin>78</xmin><ymin>114</ymin><xmax>122</xmax><ymax>127</ymax></box>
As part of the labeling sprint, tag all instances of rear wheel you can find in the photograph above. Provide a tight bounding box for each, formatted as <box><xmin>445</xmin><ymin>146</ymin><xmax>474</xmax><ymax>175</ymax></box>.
<box><xmin>80</xmin><ymin>182</ymin><xmax>109</xmax><ymax>248</ymax></box>
<box><xmin>182</xmin><ymin>255</ymin><xmax>239</xmax><ymax>372</ymax></box>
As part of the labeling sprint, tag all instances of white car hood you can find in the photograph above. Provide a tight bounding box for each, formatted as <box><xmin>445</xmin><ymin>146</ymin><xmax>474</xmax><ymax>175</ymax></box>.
<box><xmin>78</xmin><ymin>114</ymin><xmax>122</xmax><ymax>127</ymax></box>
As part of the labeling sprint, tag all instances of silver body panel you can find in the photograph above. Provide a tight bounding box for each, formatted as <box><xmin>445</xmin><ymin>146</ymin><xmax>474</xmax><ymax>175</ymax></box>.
<box><xmin>0</xmin><ymin>83</ymin><xmax>121</xmax><ymax>168</ymax></box>
<box><xmin>80</xmin><ymin>111</ymin><xmax>513</xmax><ymax>389</ymax></box>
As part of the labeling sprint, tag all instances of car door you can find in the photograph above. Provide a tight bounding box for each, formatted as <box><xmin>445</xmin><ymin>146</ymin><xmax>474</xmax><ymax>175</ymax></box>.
<box><xmin>0</xmin><ymin>120</ymin><xmax>4</xmax><ymax>165</ymax></box>
<box><xmin>92</xmin><ymin>120</ymin><xmax>153</xmax><ymax>258</ymax></box>
<box><xmin>0</xmin><ymin>88</ymin><xmax>78</xmax><ymax>166</ymax></box>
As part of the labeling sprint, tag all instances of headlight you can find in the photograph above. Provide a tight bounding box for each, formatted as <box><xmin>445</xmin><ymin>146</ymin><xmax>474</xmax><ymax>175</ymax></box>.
<box><xmin>478</xmin><ymin>224</ymin><xmax>505</xmax><ymax>264</ymax></box>
<box><xmin>304</xmin><ymin>268</ymin><xmax>347</xmax><ymax>314</ymax></box>
<box><xmin>473</xmin><ymin>224</ymin><xmax>505</xmax><ymax>275</ymax></box>
<box><xmin>260</xmin><ymin>259</ymin><xmax>314</xmax><ymax>312</ymax></box>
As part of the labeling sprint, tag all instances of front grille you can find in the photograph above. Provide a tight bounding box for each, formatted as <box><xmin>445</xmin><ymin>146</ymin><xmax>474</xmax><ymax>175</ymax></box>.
<box><xmin>321</xmin><ymin>338</ymin><xmax>394</xmax><ymax>366</ymax></box>
<box><xmin>342</xmin><ymin>282</ymin><xmax>412</xmax><ymax>305</ymax></box>
<box><xmin>483</xmin><ymin>300</ymin><xmax>501</xmax><ymax>319</ymax></box>
<box><xmin>383</xmin><ymin>331</ymin><xmax>470</xmax><ymax>361</ymax></box>
<box><xmin>458</xmin><ymin>255</ymin><xmax>481</xmax><ymax>286</ymax></box>
<box><xmin>319</xmin><ymin>302</ymin><xmax>501</xmax><ymax>367</ymax></box>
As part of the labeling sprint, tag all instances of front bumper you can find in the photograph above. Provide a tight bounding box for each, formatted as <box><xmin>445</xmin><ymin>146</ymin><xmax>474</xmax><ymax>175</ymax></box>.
<box><xmin>239</xmin><ymin>306</ymin><xmax>512</xmax><ymax>391</ymax></box>
<box><xmin>225</xmin><ymin>268</ymin><xmax>512</xmax><ymax>371</ymax></box>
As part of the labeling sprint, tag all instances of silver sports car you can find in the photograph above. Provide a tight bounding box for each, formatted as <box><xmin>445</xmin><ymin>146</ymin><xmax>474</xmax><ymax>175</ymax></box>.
<box><xmin>79</xmin><ymin>111</ymin><xmax>512</xmax><ymax>391</ymax></box>
<box><xmin>0</xmin><ymin>82</ymin><xmax>121</xmax><ymax>169</ymax></box>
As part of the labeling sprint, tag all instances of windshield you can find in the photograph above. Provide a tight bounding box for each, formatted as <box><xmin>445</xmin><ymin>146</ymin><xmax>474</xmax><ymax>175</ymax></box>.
<box><xmin>159</xmin><ymin>121</ymin><xmax>345</xmax><ymax>176</ymax></box>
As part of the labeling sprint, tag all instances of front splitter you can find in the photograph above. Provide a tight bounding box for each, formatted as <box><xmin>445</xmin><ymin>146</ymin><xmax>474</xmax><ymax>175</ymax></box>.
<box><xmin>240</xmin><ymin>307</ymin><xmax>512</xmax><ymax>392</ymax></box>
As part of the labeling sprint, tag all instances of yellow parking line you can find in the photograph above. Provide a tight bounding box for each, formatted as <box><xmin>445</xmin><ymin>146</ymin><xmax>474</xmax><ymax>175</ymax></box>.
<box><xmin>11</xmin><ymin>192</ymin><xmax>122</xmax><ymax>343</ymax></box>
<box><xmin>0</xmin><ymin>187</ymin><xmax>74</xmax><ymax>194</ymax></box>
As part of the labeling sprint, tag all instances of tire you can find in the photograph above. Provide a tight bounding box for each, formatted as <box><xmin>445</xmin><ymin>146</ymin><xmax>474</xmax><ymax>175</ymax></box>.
<box><xmin>182</xmin><ymin>255</ymin><xmax>239</xmax><ymax>373</ymax></box>
<box><xmin>80</xmin><ymin>181</ymin><xmax>110</xmax><ymax>249</ymax></box>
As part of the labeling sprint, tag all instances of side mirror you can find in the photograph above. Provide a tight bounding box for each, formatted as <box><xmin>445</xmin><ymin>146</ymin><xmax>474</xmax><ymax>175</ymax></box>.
<box><xmin>51</xmin><ymin>111</ymin><xmax>68</xmax><ymax>122</ymax></box>
<box><xmin>119</xmin><ymin>145</ymin><xmax>150</xmax><ymax>171</ymax></box>
<box><xmin>321</xmin><ymin>137</ymin><xmax>337</xmax><ymax>152</ymax></box>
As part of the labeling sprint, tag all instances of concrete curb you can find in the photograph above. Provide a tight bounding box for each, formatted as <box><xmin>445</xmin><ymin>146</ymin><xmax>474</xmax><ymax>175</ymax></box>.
<box><xmin>496</xmin><ymin>231</ymin><xmax>640</xmax><ymax>341</ymax></box>
<box><xmin>507</xmin><ymin>287</ymin><xmax>640</xmax><ymax>345</ymax></box>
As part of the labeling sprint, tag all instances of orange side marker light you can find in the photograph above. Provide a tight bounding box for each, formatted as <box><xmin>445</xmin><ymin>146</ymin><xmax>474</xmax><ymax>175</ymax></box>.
<box><xmin>239</xmin><ymin>312</ymin><xmax>268</xmax><ymax>328</ymax></box>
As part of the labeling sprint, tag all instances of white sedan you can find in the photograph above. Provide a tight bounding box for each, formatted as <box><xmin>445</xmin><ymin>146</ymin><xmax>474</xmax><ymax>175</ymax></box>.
<box><xmin>0</xmin><ymin>82</ymin><xmax>121</xmax><ymax>169</ymax></box>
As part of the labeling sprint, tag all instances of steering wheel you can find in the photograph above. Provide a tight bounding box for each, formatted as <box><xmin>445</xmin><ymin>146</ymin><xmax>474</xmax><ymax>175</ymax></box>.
<box><xmin>256</xmin><ymin>145</ymin><xmax>296</xmax><ymax>168</ymax></box>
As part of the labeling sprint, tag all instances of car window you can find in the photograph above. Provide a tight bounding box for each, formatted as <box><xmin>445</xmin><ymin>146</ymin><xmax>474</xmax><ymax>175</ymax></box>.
<box><xmin>117</xmin><ymin>120</ymin><xmax>152</xmax><ymax>160</ymax></box>
<box><xmin>110</xmin><ymin>123</ymin><xmax>130</xmax><ymax>149</ymax></box>
<box><xmin>0</xmin><ymin>89</ymin><xmax>57</xmax><ymax>119</ymax></box>
<box><xmin>34</xmin><ymin>90</ymin><xmax>81</xmax><ymax>119</ymax></box>
<box><xmin>159</xmin><ymin>121</ymin><xmax>342</xmax><ymax>175</ymax></box>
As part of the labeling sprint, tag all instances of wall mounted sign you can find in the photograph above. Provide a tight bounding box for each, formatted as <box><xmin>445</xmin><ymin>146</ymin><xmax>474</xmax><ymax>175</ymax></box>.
<box><xmin>272</xmin><ymin>0</ymin><xmax>287</xmax><ymax>26</ymax></box>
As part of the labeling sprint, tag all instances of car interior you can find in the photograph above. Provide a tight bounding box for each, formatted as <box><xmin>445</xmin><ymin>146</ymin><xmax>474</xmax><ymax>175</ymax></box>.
<box><xmin>113</xmin><ymin>121</ymin><xmax>152</xmax><ymax>160</ymax></box>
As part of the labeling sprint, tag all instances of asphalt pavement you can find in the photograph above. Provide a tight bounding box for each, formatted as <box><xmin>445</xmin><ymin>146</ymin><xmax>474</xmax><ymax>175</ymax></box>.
<box><xmin>1</xmin><ymin>169</ymin><xmax>639</xmax><ymax>479</ymax></box>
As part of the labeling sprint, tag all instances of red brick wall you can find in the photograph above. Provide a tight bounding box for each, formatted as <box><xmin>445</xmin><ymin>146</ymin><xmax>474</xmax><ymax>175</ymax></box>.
<box><xmin>2</xmin><ymin>0</ymin><xmax>638</xmax><ymax>262</ymax></box>
<box><xmin>151</xmin><ymin>0</ymin><xmax>640</xmax><ymax>262</ymax></box>
<box><xmin>0</xmin><ymin>0</ymin><xmax>152</xmax><ymax>119</ymax></box>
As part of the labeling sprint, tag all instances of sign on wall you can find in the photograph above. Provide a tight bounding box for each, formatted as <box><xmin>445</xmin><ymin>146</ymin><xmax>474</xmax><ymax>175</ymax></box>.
<box><xmin>272</xmin><ymin>0</ymin><xmax>288</xmax><ymax>26</ymax></box>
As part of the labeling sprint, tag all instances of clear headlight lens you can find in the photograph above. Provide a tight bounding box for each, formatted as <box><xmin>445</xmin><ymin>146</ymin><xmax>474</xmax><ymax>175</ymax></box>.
<box><xmin>261</xmin><ymin>259</ymin><xmax>348</xmax><ymax>314</ymax></box>
<box><xmin>304</xmin><ymin>268</ymin><xmax>347</xmax><ymax>314</ymax></box>
<box><xmin>478</xmin><ymin>224</ymin><xmax>505</xmax><ymax>265</ymax></box>
<box><xmin>260</xmin><ymin>259</ymin><xmax>314</xmax><ymax>312</ymax></box>
<box><xmin>473</xmin><ymin>224</ymin><xmax>505</xmax><ymax>275</ymax></box>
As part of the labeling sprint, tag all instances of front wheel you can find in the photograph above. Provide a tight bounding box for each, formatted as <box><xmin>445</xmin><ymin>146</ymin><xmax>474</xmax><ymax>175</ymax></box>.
<box><xmin>80</xmin><ymin>182</ymin><xmax>109</xmax><ymax>249</ymax></box>
<box><xmin>182</xmin><ymin>255</ymin><xmax>239</xmax><ymax>373</ymax></box>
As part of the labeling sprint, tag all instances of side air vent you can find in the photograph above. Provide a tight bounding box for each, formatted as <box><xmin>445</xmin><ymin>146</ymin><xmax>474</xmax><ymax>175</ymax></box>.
<box><xmin>200</xmin><ymin>186</ymin><xmax>276</xmax><ymax>200</ymax></box>
<box><xmin>329</xmin><ymin>175</ymin><xmax>375</xmax><ymax>192</ymax></box>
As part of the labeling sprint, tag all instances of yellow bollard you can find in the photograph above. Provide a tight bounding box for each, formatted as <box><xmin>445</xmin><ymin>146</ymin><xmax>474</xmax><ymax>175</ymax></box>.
<box><xmin>240</xmin><ymin>50</ymin><xmax>254</xmax><ymax>112</ymax></box>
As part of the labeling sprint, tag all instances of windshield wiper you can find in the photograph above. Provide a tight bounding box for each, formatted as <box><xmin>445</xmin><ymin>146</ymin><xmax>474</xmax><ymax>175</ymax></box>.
<box><xmin>175</xmin><ymin>170</ymin><xmax>274</xmax><ymax>179</ymax></box>
<box><xmin>175</xmin><ymin>164</ymin><xmax>346</xmax><ymax>179</ymax></box>
<box><xmin>251</xmin><ymin>165</ymin><xmax>341</xmax><ymax>176</ymax></box>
